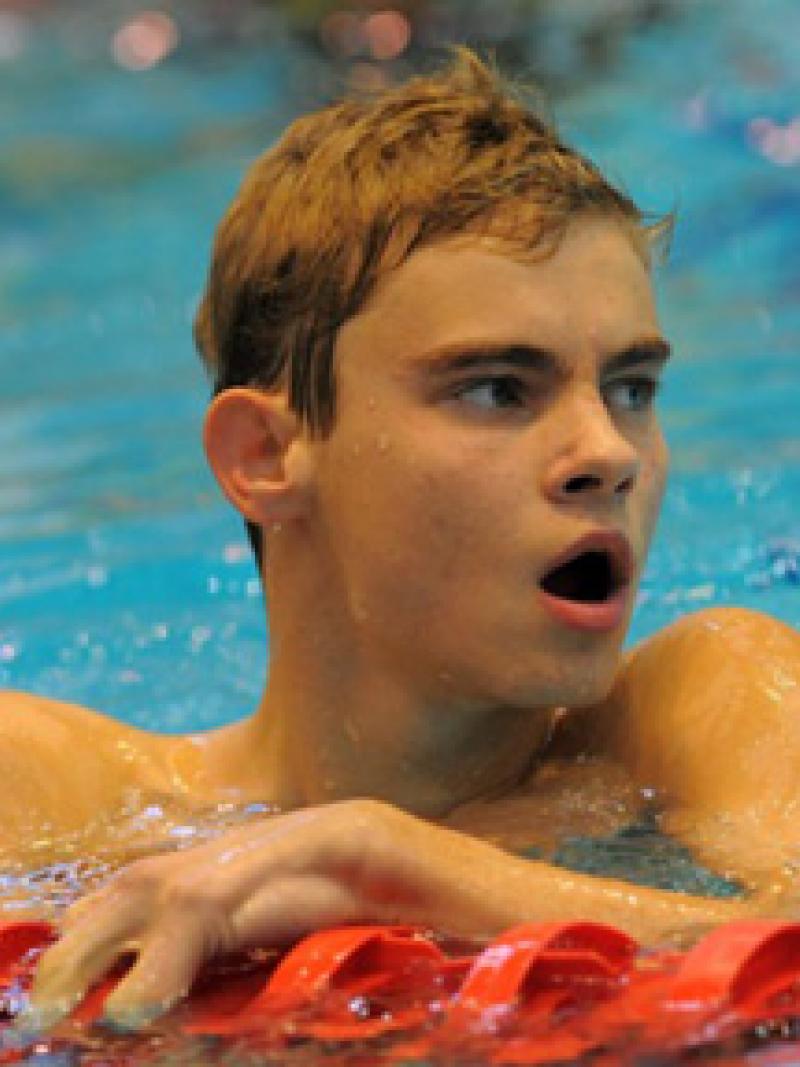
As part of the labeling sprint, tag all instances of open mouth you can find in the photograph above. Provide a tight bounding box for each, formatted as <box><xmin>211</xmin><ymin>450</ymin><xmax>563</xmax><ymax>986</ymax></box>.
<box><xmin>539</xmin><ymin>550</ymin><xmax>621</xmax><ymax>604</ymax></box>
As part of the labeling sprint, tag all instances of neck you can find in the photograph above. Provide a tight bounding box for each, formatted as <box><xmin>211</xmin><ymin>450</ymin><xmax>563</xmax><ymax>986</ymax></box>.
<box><xmin>203</xmin><ymin>529</ymin><xmax>563</xmax><ymax>818</ymax></box>
<box><xmin>213</xmin><ymin>607</ymin><xmax>559</xmax><ymax>820</ymax></box>
<box><xmin>266</xmin><ymin>672</ymin><xmax>556</xmax><ymax>817</ymax></box>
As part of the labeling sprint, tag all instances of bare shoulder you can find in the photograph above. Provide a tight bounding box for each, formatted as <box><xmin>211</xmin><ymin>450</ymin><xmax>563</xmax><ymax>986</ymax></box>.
<box><xmin>615</xmin><ymin>606</ymin><xmax>797</xmax><ymax>733</ymax></box>
<box><xmin>627</xmin><ymin>604</ymin><xmax>798</xmax><ymax>664</ymax></box>
<box><xmin>594</xmin><ymin>607</ymin><xmax>800</xmax><ymax>882</ymax></box>
<box><xmin>606</xmin><ymin>605</ymin><xmax>798</xmax><ymax>753</ymax></box>
<box><xmin>1</xmin><ymin>688</ymin><xmax>120</xmax><ymax>738</ymax></box>
<box><xmin>0</xmin><ymin>688</ymin><xmax>158</xmax><ymax>763</ymax></box>
<box><xmin>0</xmin><ymin>690</ymin><xmax>173</xmax><ymax>852</ymax></box>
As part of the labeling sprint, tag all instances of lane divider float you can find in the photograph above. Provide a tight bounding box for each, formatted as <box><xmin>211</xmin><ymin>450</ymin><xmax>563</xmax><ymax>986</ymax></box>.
<box><xmin>2</xmin><ymin>919</ymin><xmax>800</xmax><ymax>1063</ymax></box>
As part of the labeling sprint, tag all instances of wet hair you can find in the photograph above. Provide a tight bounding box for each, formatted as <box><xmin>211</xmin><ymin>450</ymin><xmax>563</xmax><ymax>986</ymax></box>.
<box><xmin>194</xmin><ymin>47</ymin><xmax>670</xmax><ymax>571</ymax></box>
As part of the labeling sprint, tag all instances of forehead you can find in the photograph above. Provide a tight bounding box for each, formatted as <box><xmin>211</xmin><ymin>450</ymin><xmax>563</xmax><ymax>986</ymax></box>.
<box><xmin>335</xmin><ymin>216</ymin><xmax>660</xmax><ymax>373</ymax></box>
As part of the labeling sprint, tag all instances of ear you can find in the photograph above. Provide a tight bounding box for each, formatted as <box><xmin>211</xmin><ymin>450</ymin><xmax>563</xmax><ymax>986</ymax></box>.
<box><xmin>203</xmin><ymin>388</ymin><xmax>312</xmax><ymax>527</ymax></box>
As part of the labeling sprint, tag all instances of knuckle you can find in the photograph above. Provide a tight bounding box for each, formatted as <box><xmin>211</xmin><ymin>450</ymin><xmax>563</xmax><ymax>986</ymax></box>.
<box><xmin>158</xmin><ymin>878</ymin><xmax>237</xmax><ymax>954</ymax></box>
<box><xmin>324</xmin><ymin>798</ymin><xmax>386</xmax><ymax>849</ymax></box>
<box><xmin>92</xmin><ymin>857</ymin><xmax>229</xmax><ymax>928</ymax></box>
<box><xmin>160</xmin><ymin>873</ymin><xmax>225</xmax><ymax>916</ymax></box>
<box><xmin>335</xmin><ymin>796</ymin><xmax>392</xmax><ymax>826</ymax></box>
<box><xmin>323</xmin><ymin>797</ymin><xmax>400</xmax><ymax>872</ymax></box>
<box><xmin>110</xmin><ymin>855</ymin><xmax>162</xmax><ymax>891</ymax></box>
<box><xmin>59</xmin><ymin>901</ymin><xmax>91</xmax><ymax>934</ymax></box>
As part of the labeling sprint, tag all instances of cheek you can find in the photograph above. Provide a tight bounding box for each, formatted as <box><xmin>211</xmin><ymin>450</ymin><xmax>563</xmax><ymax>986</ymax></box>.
<box><xmin>334</xmin><ymin>436</ymin><xmax>507</xmax><ymax>594</ymax></box>
<box><xmin>377</xmin><ymin>458</ymin><xmax>485</xmax><ymax>567</ymax></box>
<box><xmin>640</xmin><ymin>433</ymin><xmax>670</xmax><ymax>529</ymax></box>
<box><xmin>317</xmin><ymin>434</ymin><xmax>444</xmax><ymax>565</ymax></box>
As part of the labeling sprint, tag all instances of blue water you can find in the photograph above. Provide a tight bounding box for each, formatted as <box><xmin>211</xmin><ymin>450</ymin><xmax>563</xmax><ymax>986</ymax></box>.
<box><xmin>1</xmin><ymin>0</ymin><xmax>798</xmax><ymax>744</ymax></box>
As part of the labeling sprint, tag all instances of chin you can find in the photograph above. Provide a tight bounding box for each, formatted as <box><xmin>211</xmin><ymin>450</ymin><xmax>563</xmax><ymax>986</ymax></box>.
<box><xmin>563</xmin><ymin>661</ymin><xmax>622</xmax><ymax>708</ymax></box>
<box><xmin>504</xmin><ymin>652</ymin><xmax>621</xmax><ymax>710</ymax></box>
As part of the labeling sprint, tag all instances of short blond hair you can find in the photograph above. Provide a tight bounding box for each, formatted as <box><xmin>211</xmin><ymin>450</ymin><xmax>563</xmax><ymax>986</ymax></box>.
<box><xmin>195</xmin><ymin>48</ymin><xmax>668</xmax><ymax>564</ymax></box>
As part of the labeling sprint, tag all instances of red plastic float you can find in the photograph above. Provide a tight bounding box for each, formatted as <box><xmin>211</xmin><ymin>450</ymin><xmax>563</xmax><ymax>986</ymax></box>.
<box><xmin>2</xmin><ymin>918</ymin><xmax>800</xmax><ymax>1063</ymax></box>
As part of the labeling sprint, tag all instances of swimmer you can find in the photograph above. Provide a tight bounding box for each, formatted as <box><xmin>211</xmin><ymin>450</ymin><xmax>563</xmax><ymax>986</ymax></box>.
<box><xmin>2</xmin><ymin>48</ymin><xmax>799</xmax><ymax>1031</ymax></box>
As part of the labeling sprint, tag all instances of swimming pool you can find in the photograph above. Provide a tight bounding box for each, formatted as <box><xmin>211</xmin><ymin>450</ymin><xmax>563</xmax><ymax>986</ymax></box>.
<box><xmin>1</xmin><ymin>0</ymin><xmax>798</xmax><ymax>1061</ymax></box>
<box><xmin>0</xmin><ymin>0</ymin><xmax>797</xmax><ymax>813</ymax></box>
<box><xmin>2</xmin><ymin>0</ymin><xmax>797</xmax><ymax>737</ymax></box>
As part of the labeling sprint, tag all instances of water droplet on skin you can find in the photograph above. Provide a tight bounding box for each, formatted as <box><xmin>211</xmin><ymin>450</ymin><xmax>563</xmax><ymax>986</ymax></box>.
<box><xmin>367</xmin><ymin>396</ymin><xmax>377</xmax><ymax>410</ymax></box>
<box><xmin>169</xmin><ymin>825</ymin><xmax>197</xmax><ymax>840</ymax></box>
<box><xmin>344</xmin><ymin>719</ymin><xmax>362</xmax><ymax>743</ymax></box>
<box><xmin>376</xmin><ymin>433</ymin><xmax>390</xmax><ymax>452</ymax></box>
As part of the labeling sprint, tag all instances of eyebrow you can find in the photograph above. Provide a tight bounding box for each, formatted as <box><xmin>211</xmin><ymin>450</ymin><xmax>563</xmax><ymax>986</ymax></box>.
<box><xmin>415</xmin><ymin>337</ymin><xmax>672</xmax><ymax>378</ymax></box>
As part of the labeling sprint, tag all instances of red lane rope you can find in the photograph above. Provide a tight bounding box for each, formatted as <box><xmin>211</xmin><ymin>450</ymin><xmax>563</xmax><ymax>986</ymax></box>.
<box><xmin>2</xmin><ymin>919</ymin><xmax>800</xmax><ymax>1063</ymax></box>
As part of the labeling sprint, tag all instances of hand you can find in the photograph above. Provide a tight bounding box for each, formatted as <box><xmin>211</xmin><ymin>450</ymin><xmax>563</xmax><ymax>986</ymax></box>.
<box><xmin>22</xmin><ymin>798</ymin><xmax>419</xmax><ymax>1032</ymax></box>
<box><xmin>20</xmin><ymin>791</ymin><xmax>753</xmax><ymax>1034</ymax></box>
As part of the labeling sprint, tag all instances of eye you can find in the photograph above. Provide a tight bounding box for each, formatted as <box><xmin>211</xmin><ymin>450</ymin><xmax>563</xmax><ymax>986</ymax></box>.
<box><xmin>605</xmin><ymin>377</ymin><xmax>661</xmax><ymax>413</ymax></box>
<box><xmin>455</xmin><ymin>375</ymin><xmax>527</xmax><ymax>410</ymax></box>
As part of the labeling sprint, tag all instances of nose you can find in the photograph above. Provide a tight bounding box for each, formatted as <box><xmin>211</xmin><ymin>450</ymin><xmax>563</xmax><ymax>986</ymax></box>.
<box><xmin>542</xmin><ymin>392</ymin><xmax>640</xmax><ymax>506</ymax></box>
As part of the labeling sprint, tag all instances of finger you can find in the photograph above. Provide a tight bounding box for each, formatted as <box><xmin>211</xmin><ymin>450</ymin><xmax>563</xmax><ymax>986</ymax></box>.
<box><xmin>19</xmin><ymin>893</ymin><xmax>143</xmax><ymax>1031</ymax></box>
<box><xmin>100</xmin><ymin>906</ymin><xmax>233</xmax><ymax>1030</ymax></box>
<box><xmin>233</xmin><ymin>874</ymin><xmax>363</xmax><ymax>946</ymax></box>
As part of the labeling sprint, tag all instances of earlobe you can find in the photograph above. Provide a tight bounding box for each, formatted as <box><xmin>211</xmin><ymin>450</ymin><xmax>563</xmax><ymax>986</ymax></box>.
<box><xmin>203</xmin><ymin>388</ymin><xmax>311</xmax><ymax>526</ymax></box>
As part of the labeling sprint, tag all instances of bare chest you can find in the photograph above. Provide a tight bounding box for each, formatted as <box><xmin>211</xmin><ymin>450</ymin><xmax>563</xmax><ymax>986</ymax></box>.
<box><xmin>440</xmin><ymin>758</ymin><xmax>645</xmax><ymax>855</ymax></box>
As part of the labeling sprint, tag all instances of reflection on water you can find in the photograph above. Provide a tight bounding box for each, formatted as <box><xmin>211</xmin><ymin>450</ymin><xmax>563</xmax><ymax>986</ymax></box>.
<box><xmin>0</xmin><ymin>795</ymin><xmax>275</xmax><ymax>918</ymax></box>
<box><xmin>550</xmin><ymin>813</ymin><xmax>744</xmax><ymax>899</ymax></box>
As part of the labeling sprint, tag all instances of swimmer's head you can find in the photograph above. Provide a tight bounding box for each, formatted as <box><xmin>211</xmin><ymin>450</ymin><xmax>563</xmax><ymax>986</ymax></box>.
<box><xmin>195</xmin><ymin>47</ymin><xmax>671</xmax><ymax>570</ymax></box>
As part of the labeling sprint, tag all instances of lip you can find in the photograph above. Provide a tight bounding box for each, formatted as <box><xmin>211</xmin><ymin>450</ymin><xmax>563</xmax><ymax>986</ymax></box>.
<box><xmin>539</xmin><ymin>584</ymin><xmax>630</xmax><ymax>632</ymax></box>
<box><xmin>538</xmin><ymin>530</ymin><xmax>634</xmax><ymax>634</ymax></box>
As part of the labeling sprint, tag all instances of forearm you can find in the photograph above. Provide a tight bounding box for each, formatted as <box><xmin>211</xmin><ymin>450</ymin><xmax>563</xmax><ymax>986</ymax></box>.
<box><xmin>22</xmin><ymin>797</ymin><xmax>756</xmax><ymax>1030</ymax></box>
<box><xmin>368</xmin><ymin>806</ymin><xmax>749</xmax><ymax>946</ymax></box>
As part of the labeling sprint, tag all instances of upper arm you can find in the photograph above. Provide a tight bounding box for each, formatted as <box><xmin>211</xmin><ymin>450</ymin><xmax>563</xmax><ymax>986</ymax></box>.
<box><xmin>604</xmin><ymin>607</ymin><xmax>800</xmax><ymax>884</ymax></box>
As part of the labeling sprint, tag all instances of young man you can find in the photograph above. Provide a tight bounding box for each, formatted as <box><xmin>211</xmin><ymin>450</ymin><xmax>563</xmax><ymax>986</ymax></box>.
<box><xmin>2</xmin><ymin>49</ymin><xmax>799</xmax><ymax>1031</ymax></box>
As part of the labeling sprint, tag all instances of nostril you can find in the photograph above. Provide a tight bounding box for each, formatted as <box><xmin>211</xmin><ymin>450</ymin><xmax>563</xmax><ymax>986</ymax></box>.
<box><xmin>564</xmin><ymin>475</ymin><xmax>602</xmax><ymax>494</ymax></box>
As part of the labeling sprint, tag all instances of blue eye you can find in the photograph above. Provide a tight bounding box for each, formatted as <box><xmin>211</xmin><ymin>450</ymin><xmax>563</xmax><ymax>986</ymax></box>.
<box><xmin>457</xmin><ymin>376</ymin><xmax>526</xmax><ymax>409</ymax></box>
<box><xmin>606</xmin><ymin>377</ymin><xmax>660</xmax><ymax>413</ymax></box>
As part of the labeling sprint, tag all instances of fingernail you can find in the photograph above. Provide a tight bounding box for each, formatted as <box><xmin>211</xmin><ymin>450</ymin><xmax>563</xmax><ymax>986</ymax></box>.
<box><xmin>98</xmin><ymin>1004</ymin><xmax>161</xmax><ymax>1033</ymax></box>
<box><xmin>11</xmin><ymin>1000</ymin><xmax>69</xmax><ymax>1038</ymax></box>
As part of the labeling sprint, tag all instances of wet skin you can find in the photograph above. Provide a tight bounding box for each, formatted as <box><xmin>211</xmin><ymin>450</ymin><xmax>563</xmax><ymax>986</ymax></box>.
<box><xmin>0</xmin><ymin>216</ymin><xmax>799</xmax><ymax>1030</ymax></box>
<box><xmin>199</xmin><ymin>214</ymin><xmax>670</xmax><ymax>818</ymax></box>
